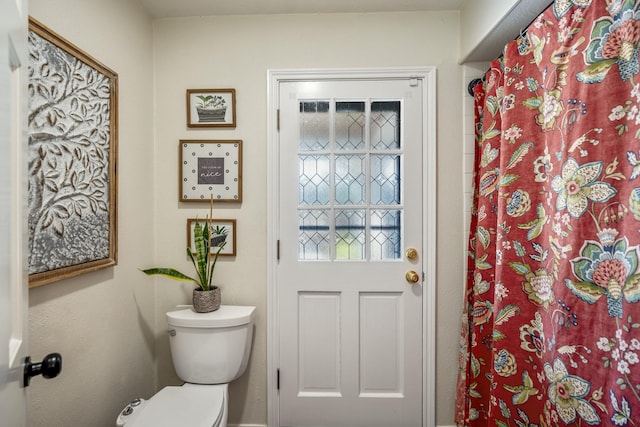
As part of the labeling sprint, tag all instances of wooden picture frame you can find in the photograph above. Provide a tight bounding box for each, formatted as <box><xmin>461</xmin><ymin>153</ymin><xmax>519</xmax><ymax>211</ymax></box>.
<box><xmin>187</xmin><ymin>218</ymin><xmax>237</xmax><ymax>257</ymax></box>
<box><xmin>179</xmin><ymin>140</ymin><xmax>242</xmax><ymax>202</ymax></box>
<box><xmin>27</xmin><ymin>17</ymin><xmax>118</xmax><ymax>287</ymax></box>
<box><xmin>186</xmin><ymin>88</ymin><xmax>236</xmax><ymax>128</ymax></box>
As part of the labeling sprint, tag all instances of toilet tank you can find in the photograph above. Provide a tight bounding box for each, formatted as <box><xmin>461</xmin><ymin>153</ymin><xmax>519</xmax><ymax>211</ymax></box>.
<box><xmin>166</xmin><ymin>305</ymin><xmax>256</xmax><ymax>384</ymax></box>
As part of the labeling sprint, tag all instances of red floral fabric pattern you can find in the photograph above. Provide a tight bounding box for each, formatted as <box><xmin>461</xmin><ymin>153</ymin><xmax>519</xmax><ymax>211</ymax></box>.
<box><xmin>456</xmin><ymin>1</ymin><xmax>640</xmax><ymax>426</ymax></box>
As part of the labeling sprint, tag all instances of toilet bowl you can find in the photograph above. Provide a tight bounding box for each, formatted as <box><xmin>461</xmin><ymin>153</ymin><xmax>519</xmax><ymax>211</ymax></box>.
<box><xmin>117</xmin><ymin>384</ymin><xmax>227</xmax><ymax>427</ymax></box>
<box><xmin>116</xmin><ymin>305</ymin><xmax>255</xmax><ymax>427</ymax></box>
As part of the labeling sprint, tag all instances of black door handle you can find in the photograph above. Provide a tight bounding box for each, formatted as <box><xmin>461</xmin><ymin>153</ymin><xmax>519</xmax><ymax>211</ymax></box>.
<box><xmin>24</xmin><ymin>353</ymin><xmax>62</xmax><ymax>386</ymax></box>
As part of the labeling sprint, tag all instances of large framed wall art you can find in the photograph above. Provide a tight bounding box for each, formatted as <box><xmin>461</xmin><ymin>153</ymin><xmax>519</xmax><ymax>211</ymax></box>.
<box><xmin>179</xmin><ymin>140</ymin><xmax>242</xmax><ymax>202</ymax></box>
<box><xmin>27</xmin><ymin>17</ymin><xmax>118</xmax><ymax>287</ymax></box>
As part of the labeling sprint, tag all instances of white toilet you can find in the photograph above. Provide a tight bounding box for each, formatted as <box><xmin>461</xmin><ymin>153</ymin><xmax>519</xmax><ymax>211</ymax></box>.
<box><xmin>116</xmin><ymin>305</ymin><xmax>256</xmax><ymax>427</ymax></box>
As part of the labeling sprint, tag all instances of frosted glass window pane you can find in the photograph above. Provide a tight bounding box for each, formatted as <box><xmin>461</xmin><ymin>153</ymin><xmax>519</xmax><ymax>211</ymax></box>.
<box><xmin>371</xmin><ymin>101</ymin><xmax>400</xmax><ymax>150</ymax></box>
<box><xmin>335</xmin><ymin>210</ymin><xmax>365</xmax><ymax>260</ymax></box>
<box><xmin>299</xmin><ymin>210</ymin><xmax>330</xmax><ymax>260</ymax></box>
<box><xmin>299</xmin><ymin>155</ymin><xmax>330</xmax><ymax>205</ymax></box>
<box><xmin>300</xmin><ymin>101</ymin><xmax>330</xmax><ymax>151</ymax></box>
<box><xmin>335</xmin><ymin>102</ymin><xmax>365</xmax><ymax>150</ymax></box>
<box><xmin>296</xmin><ymin>98</ymin><xmax>404</xmax><ymax>262</ymax></box>
<box><xmin>335</xmin><ymin>155</ymin><xmax>366</xmax><ymax>205</ymax></box>
<box><xmin>371</xmin><ymin>210</ymin><xmax>401</xmax><ymax>260</ymax></box>
<box><xmin>371</xmin><ymin>155</ymin><xmax>400</xmax><ymax>205</ymax></box>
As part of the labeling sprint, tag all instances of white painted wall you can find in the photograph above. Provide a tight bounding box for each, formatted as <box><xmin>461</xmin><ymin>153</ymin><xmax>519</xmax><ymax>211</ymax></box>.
<box><xmin>152</xmin><ymin>11</ymin><xmax>463</xmax><ymax>426</ymax></box>
<box><xmin>459</xmin><ymin>0</ymin><xmax>517</xmax><ymax>61</ymax></box>
<box><xmin>459</xmin><ymin>0</ymin><xmax>550</xmax><ymax>62</ymax></box>
<box><xmin>27</xmin><ymin>1</ymin><xmax>156</xmax><ymax>426</ymax></box>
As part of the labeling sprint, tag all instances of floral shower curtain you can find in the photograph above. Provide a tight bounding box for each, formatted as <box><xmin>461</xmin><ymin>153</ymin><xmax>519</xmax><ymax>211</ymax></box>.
<box><xmin>456</xmin><ymin>1</ymin><xmax>640</xmax><ymax>425</ymax></box>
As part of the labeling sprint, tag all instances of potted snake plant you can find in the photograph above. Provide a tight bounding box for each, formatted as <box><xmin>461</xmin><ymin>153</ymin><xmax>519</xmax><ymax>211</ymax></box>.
<box><xmin>142</xmin><ymin>199</ymin><xmax>225</xmax><ymax>312</ymax></box>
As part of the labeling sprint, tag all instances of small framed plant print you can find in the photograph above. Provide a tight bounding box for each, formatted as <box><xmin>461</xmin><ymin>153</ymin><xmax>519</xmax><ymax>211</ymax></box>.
<box><xmin>186</xmin><ymin>88</ymin><xmax>236</xmax><ymax>128</ymax></box>
<box><xmin>187</xmin><ymin>218</ymin><xmax>237</xmax><ymax>257</ymax></box>
<box><xmin>179</xmin><ymin>140</ymin><xmax>242</xmax><ymax>202</ymax></box>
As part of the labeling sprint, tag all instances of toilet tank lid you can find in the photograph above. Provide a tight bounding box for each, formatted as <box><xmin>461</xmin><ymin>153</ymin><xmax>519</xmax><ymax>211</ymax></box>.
<box><xmin>167</xmin><ymin>305</ymin><xmax>256</xmax><ymax>328</ymax></box>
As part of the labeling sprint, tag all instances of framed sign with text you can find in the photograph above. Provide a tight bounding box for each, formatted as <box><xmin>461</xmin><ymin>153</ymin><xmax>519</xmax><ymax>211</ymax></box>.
<box><xmin>179</xmin><ymin>140</ymin><xmax>242</xmax><ymax>202</ymax></box>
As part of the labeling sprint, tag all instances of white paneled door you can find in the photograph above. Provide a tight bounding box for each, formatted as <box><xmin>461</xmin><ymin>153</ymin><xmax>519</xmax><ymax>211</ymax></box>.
<box><xmin>276</xmin><ymin>76</ymin><xmax>425</xmax><ymax>426</ymax></box>
<box><xmin>0</xmin><ymin>0</ymin><xmax>29</xmax><ymax>425</ymax></box>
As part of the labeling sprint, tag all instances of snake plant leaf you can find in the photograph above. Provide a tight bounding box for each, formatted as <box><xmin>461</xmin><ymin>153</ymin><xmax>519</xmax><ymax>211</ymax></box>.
<box><xmin>141</xmin><ymin>268</ymin><xmax>197</xmax><ymax>283</ymax></box>
<box><xmin>186</xmin><ymin>247</ymin><xmax>205</xmax><ymax>289</ymax></box>
<box><xmin>207</xmin><ymin>242</ymin><xmax>226</xmax><ymax>289</ymax></box>
<box><xmin>193</xmin><ymin>221</ymin><xmax>210</xmax><ymax>287</ymax></box>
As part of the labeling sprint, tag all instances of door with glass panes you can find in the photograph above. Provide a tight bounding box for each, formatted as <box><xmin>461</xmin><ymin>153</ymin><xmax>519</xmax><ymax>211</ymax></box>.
<box><xmin>277</xmin><ymin>78</ymin><xmax>423</xmax><ymax>427</ymax></box>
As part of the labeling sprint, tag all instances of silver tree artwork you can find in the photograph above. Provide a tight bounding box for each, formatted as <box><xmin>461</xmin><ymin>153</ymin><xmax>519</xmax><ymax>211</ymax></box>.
<box><xmin>27</xmin><ymin>19</ymin><xmax>117</xmax><ymax>286</ymax></box>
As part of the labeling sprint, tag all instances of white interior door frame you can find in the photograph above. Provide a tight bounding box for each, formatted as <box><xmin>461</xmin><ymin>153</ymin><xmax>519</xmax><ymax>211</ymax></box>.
<box><xmin>266</xmin><ymin>67</ymin><xmax>437</xmax><ymax>427</ymax></box>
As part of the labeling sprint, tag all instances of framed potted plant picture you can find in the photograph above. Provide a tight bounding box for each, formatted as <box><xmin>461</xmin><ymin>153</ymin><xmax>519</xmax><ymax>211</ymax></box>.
<box><xmin>186</xmin><ymin>88</ymin><xmax>236</xmax><ymax>128</ymax></box>
<box><xmin>187</xmin><ymin>218</ymin><xmax>237</xmax><ymax>257</ymax></box>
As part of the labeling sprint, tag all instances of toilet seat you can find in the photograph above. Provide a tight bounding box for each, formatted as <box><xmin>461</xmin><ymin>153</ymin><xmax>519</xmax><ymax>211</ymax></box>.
<box><xmin>126</xmin><ymin>384</ymin><xmax>224</xmax><ymax>427</ymax></box>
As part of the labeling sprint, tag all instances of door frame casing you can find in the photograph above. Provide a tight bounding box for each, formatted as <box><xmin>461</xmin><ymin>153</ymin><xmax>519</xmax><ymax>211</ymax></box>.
<box><xmin>266</xmin><ymin>67</ymin><xmax>437</xmax><ymax>427</ymax></box>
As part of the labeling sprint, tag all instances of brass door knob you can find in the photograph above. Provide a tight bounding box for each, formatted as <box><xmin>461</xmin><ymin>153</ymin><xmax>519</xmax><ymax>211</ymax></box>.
<box><xmin>405</xmin><ymin>270</ymin><xmax>420</xmax><ymax>284</ymax></box>
<box><xmin>406</xmin><ymin>248</ymin><xmax>418</xmax><ymax>260</ymax></box>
